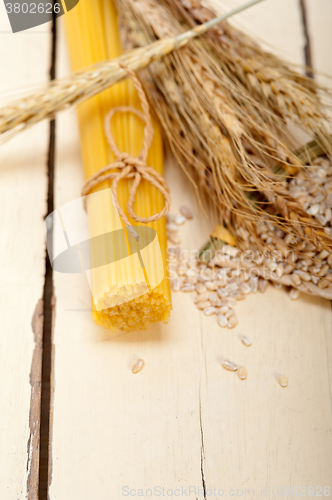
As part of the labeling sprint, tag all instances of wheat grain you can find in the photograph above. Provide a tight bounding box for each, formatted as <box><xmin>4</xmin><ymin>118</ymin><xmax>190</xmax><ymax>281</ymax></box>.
<box><xmin>197</xmin><ymin>300</ymin><xmax>211</xmax><ymax>310</ymax></box>
<box><xmin>174</xmin><ymin>215</ymin><xmax>187</xmax><ymax>225</ymax></box>
<box><xmin>168</xmin><ymin>234</ymin><xmax>181</xmax><ymax>245</ymax></box>
<box><xmin>203</xmin><ymin>306</ymin><xmax>217</xmax><ymax>316</ymax></box>
<box><xmin>206</xmin><ymin>281</ymin><xmax>218</xmax><ymax>291</ymax></box>
<box><xmin>196</xmin><ymin>282</ymin><xmax>207</xmax><ymax>294</ymax></box>
<box><xmin>221</xmin><ymin>359</ymin><xmax>238</xmax><ymax>371</ymax></box>
<box><xmin>132</xmin><ymin>359</ymin><xmax>145</xmax><ymax>374</ymax></box>
<box><xmin>166</xmin><ymin>223</ymin><xmax>180</xmax><ymax>233</ymax></box>
<box><xmin>240</xmin><ymin>336</ymin><xmax>252</xmax><ymax>347</ymax></box>
<box><xmin>180</xmin><ymin>205</ymin><xmax>194</xmax><ymax>219</ymax></box>
<box><xmin>238</xmin><ymin>367</ymin><xmax>248</xmax><ymax>380</ymax></box>
<box><xmin>168</xmin><ymin>164</ymin><xmax>332</xmax><ymax>332</ymax></box>
<box><xmin>171</xmin><ymin>278</ymin><xmax>181</xmax><ymax>291</ymax></box>
<box><xmin>227</xmin><ymin>315</ymin><xmax>238</xmax><ymax>328</ymax></box>
<box><xmin>289</xmin><ymin>289</ymin><xmax>300</xmax><ymax>300</ymax></box>
<box><xmin>181</xmin><ymin>283</ymin><xmax>196</xmax><ymax>292</ymax></box>
<box><xmin>279</xmin><ymin>375</ymin><xmax>288</xmax><ymax>387</ymax></box>
<box><xmin>217</xmin><ymin>314</ymin><xmax>228</xmax><ymax>327</ymax></box>
<box><xmin>195</xmin><ymin>292</ymin><xmax>210</xmax><ymax>303</ymax></box>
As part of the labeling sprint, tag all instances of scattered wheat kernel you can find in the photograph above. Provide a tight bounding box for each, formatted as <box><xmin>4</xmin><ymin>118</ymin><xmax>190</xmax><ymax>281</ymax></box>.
<box><xmin>279</xmin><ymin>375</ymin><xmax>288</xmax><ymax>388</ymax></box>
<box><xmin>226</xmin><ymin>282</ymin><xmax>239</xmax><ymax>293</ymax></box>
<box><xmin>180</xmin><ymin>205</ymin><xmax>193</xmax><ymax>219</ymax></box>
<box><xmin>312</xmin><ymin>276</ymin><xmax>320</xmax><ymax>285</ymax></box>
<box><xmin>319</xmin><ymin>264</ymin><xmax>329</xmax><ymax>277</ymax></box>
<box><xmin>196</xmin><ymin>282</ymin><xmax>207</xmax><ymax>294</ymax></box>
<box><xmin>289</xmin><ymin>288</ymin><xmax>300</xmax><ymax>300</ymax></box>
<box><xmin>297</xmin><ymin>270</ymin><xmax>311</xmax><ymax>282</ymax></box>
<box><xmin>132</xmin><ymin>359</ymin><xmax>144</xmax><ymax>374</ymax></box>
<box><xmin>217</xmin><ymin>314</ymin><xmax>228</xmax><ymax>327</ymax></box>
<box><xmin>221</xmin><ymin>359</ymin><xmax>238</xmax><ymax>371</ymax></box>
<box><xmin>166</xmin><ymin>223</ymin><xmax>179</xmax><ymax>233</ymax></box>
<box><xmin>217</xmin><ymin>268</ymin><xmax>228</xmax><ymax>280</ymax></box>
<box><xmin>217</xmin><ymin>288</ymin><xmax>228</xmax><ymax>298</ymax></box>
<box><xmin>181</xmin><ymin>284</ymin><xmax>195</xmax><ymax>292</ymax></box>
<box><xmin>258</xmin><ymin>278</ymin><xmax>268</xmax><ymax>293</ymax></box>
<box><xmin>291</xmin><ymin>273</ymin><xmax>301</xmax><ymax>286</ymax></box>
<box><xmin>166</xmin><ymin>213</ymin><xmax>175</xmax><ymax>223</ymax></box>
<box><xmin>239</xmin><ymin>282</ymin><xmax>251</xmax><ymax>294</ymax></box>
<box><xmin>209</xmin><ymin>291</ymin><xmax>219</xmax><ymax>302</ymax></box>
<box><xmin>225</xmin><ymin>297</ymin><xmax>237</xmax><ymax>307</ymax></box>
<box><xmin>218</xmin><ymin>305</ymin><xmax>229</xmax><ymax>315</ymax></box>
<box><xmin>215</xmin><ymin>277</ymin><xmax>227</xmax><ymax>287</ymax></box>
<box><xmin>168</xmin><ymin>246</ymin><xmax>181</xmax><ymax>258</ymax></box>
<box><xmin>171</xmin><ymin>279</ymin><xmax>181</xmax><ymax>292</ymax></box>
<box><xmin>272</xmin><ymin>282</ymin><xmax>282</xmax><ymax>289</ymax></box>
<box><xmin>318</xmin><ymin>249</ymin><xmax>329</xmax><ymax>260</ymax></box>
<box><xmin>174</xmin><ymin>215</ymin><xmax>187</xmax><ymax>226</ymax></box>
<box><xmin>318</xmin><ymin>278</ymin><xmax>330</xmax><ymax>289</ymax></box>
<box><xmin>186</xmin><ymin>268</ymin><xmax>197</xmax><ymax>279</ymax></box>
<box><xmin>225</xmin><ymin>308</ymin><xmax>235</xmax><ymax>319</ymax></box>
<box><xmin>238</xmin><ymin>367</ymin><xmax>248</xmax><ymax>380</ymax></box>
<box><xmin>249</xmin><ymin>277</ymin><xmax>258</xmax><ymax>293</ymax></box>
<box><xmin>195</xmin><ymin>292</ymin><xmax>210</xmax><ymax>303</ymax></box>
<box><xmin>223</xmin><ymin>245</ymin><xmax>240</xmax><ymax>258</ymax></box>
<box><xmin>203</xmin><ymin>306</ymin><xmax>217</xmax><ymax>316</ymax></box>
<box><xmin>206</xmin><ymin>281</ymin><xmax>218</xmax><ymax>291</ymax></box>
<box><xmin>307</xmin><ymin>204</ymin><xmax>320</xmax><ymax>216</ymax></box>
<box><xmin>168</xmin><ymin>234</ymin><xmax>181</xmax><ymax>245</ymax></box>
<box><xmin>177</xmin><ymin>265</ymin><xmax>187</xmax><ymax>276</ymax></box>
<box><xmin>266</xmin><ymin>259</ymin><xmax>278</xmax><ymax>272</ymax></box>
<box><xmin>196</xmin><ymin>300</ymin><xmax>211</xmax><ymax>310</ymax></box>
<box><xmin>240</xmin><ymin>336</ymin><xmax>252</xmax><ymax>347</ymax></box>
<box><xmin>284</xmin><ymin>264</ymin><xmax>294</xmax><ymax>275</ymax></box>
<box><xmin>227</xmin><ymin>315</ymin><xmax>238</xmax><ymax>328</ymax></box>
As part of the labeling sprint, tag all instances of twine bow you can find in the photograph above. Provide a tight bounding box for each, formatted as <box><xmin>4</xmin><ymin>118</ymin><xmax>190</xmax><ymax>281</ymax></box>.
<box><xmin>81</xmin><ymin>63</ymin><xmax>171</xmax><ymax>241</ymax></box>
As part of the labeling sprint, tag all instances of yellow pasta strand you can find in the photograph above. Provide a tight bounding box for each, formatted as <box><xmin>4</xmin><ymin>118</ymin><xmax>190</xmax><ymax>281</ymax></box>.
<box><xmin>64</xmin><ymin>0</ymin><xmax>171</xmax><ymax>331</ymax></box>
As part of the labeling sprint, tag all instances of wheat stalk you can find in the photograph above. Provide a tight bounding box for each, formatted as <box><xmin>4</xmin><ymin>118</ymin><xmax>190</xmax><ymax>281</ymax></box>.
<box><xmin>178</xmin><ymin>0</ymin><xmax>332</xmax><ymax>149</ymax></box>
<box><xmin>115</xmin><ymin>0</ymin><xmax>332</xmax><ymax>302</ymax></box>
<box><xmin>117</xmin><ymin>0</ymin><xmax>332</xmax><ymax>253</ymax></box>
<box><xmin>0</xmin><ymin>0</ymin><xmax>264</xmax><ymax>144</ymax></box>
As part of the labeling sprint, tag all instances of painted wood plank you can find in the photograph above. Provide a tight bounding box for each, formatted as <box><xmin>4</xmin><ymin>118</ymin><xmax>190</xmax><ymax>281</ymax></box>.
<box><xmin>305</xmin><ymin>0</ymin><xmax>332</xmax><ymax>90</ymax></box>
<box><xmin>49</xmin><ymin>2</ymin><xmax>332</xmax><ymax>498</ymax></box>
<box><xmin>208</xmin><ymin>0</ymin><xmax>305</xmax><ymax>64</ymax></box>
<box><xmin>203</xmin><ymin>0</ymin><xmax>332</xmax><ymax>493</ymax></box>
<box><xmin>0</xmin><ymin>4</ymin><xmax>51</xmax><ymax>499</ymax></box>
<box><xmin>49</xmin><ymin>17</ymin><xmax>205</xmax><ymax>498</ymax></box>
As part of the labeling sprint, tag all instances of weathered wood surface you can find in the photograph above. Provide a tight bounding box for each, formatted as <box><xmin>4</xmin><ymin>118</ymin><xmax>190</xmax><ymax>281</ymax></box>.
<box><xmin>49</xmin><ymin>1</ymin><xmax>332</xmax><ymax>498</ymax></box>
<box><xmin>0</xmin><ymin>3</ymin><xmax>51</xmax><ymax>499</ymax></box>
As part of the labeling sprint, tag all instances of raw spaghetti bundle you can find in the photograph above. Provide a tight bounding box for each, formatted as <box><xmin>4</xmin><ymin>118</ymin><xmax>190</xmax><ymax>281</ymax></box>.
<box><xmin>64</xmin><ymin>0</ymin><xmax>172</xmax><ymax>331</ymax></box>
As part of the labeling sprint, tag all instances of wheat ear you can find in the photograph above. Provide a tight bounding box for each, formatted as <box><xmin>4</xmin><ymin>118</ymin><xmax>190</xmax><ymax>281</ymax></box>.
<box><xmin>0</xmin><ymin>0</ymin><xmax>265</xmax><ymax>144</ymax></box>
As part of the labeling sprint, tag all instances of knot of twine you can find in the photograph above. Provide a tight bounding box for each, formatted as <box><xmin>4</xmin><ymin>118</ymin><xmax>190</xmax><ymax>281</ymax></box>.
<box><xmin>81</xmin><ymin>63</ymin><xmax>171</xmax><ymax>241</ymax></box>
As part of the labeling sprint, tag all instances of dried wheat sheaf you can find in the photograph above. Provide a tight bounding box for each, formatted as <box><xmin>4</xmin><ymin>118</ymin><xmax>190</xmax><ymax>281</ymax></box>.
<box><xmin>117</xmin><ymin>0</ymin><xmax>332</xmax><ymax>256</ymax></box>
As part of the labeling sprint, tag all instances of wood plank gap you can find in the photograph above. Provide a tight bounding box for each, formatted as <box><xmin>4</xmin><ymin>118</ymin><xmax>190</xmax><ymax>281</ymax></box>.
<box><xmin>38</xmin><ymin>6</ymin><xmax>57</xmax><ymax>499</ymax></box>
<box><xmin>199</xmin><ymin>390</ymin><xmax>207</xmax><ymax>500</ymax></box>
<box><xmin>299</xmin><ymin>0</ymin><xmax>314</xmax><ymax>78</ymax></box>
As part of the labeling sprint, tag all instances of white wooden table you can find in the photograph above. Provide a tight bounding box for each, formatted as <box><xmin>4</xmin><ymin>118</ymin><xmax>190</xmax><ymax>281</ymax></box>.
<box><xmin>0</xmin><ymin>1</ymin><xmax>331</xmax><ymax>499</ymax></box>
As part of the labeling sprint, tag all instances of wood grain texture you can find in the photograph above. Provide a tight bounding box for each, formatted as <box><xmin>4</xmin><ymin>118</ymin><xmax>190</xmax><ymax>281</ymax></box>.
<box><xmin>49</xmin><ymin>2</ymin><xmax>332</xmax><ymax>498</ymax></box>
<box><xmin>305</xmin><ymin>0</ymin><xmax>332</xmax><ymax>87</ymax></box>
<box><xmin>0</xmin><ymin>4</ymin><xmax>51</xmax><ymax>499</ymax></box>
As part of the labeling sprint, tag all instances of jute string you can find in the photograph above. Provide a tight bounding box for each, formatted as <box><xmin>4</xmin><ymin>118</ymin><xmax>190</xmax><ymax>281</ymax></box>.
<box><xmin>82</xmin><ymin>63</ymin><xmax>171</xmax><ymax>241</ymax></box>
